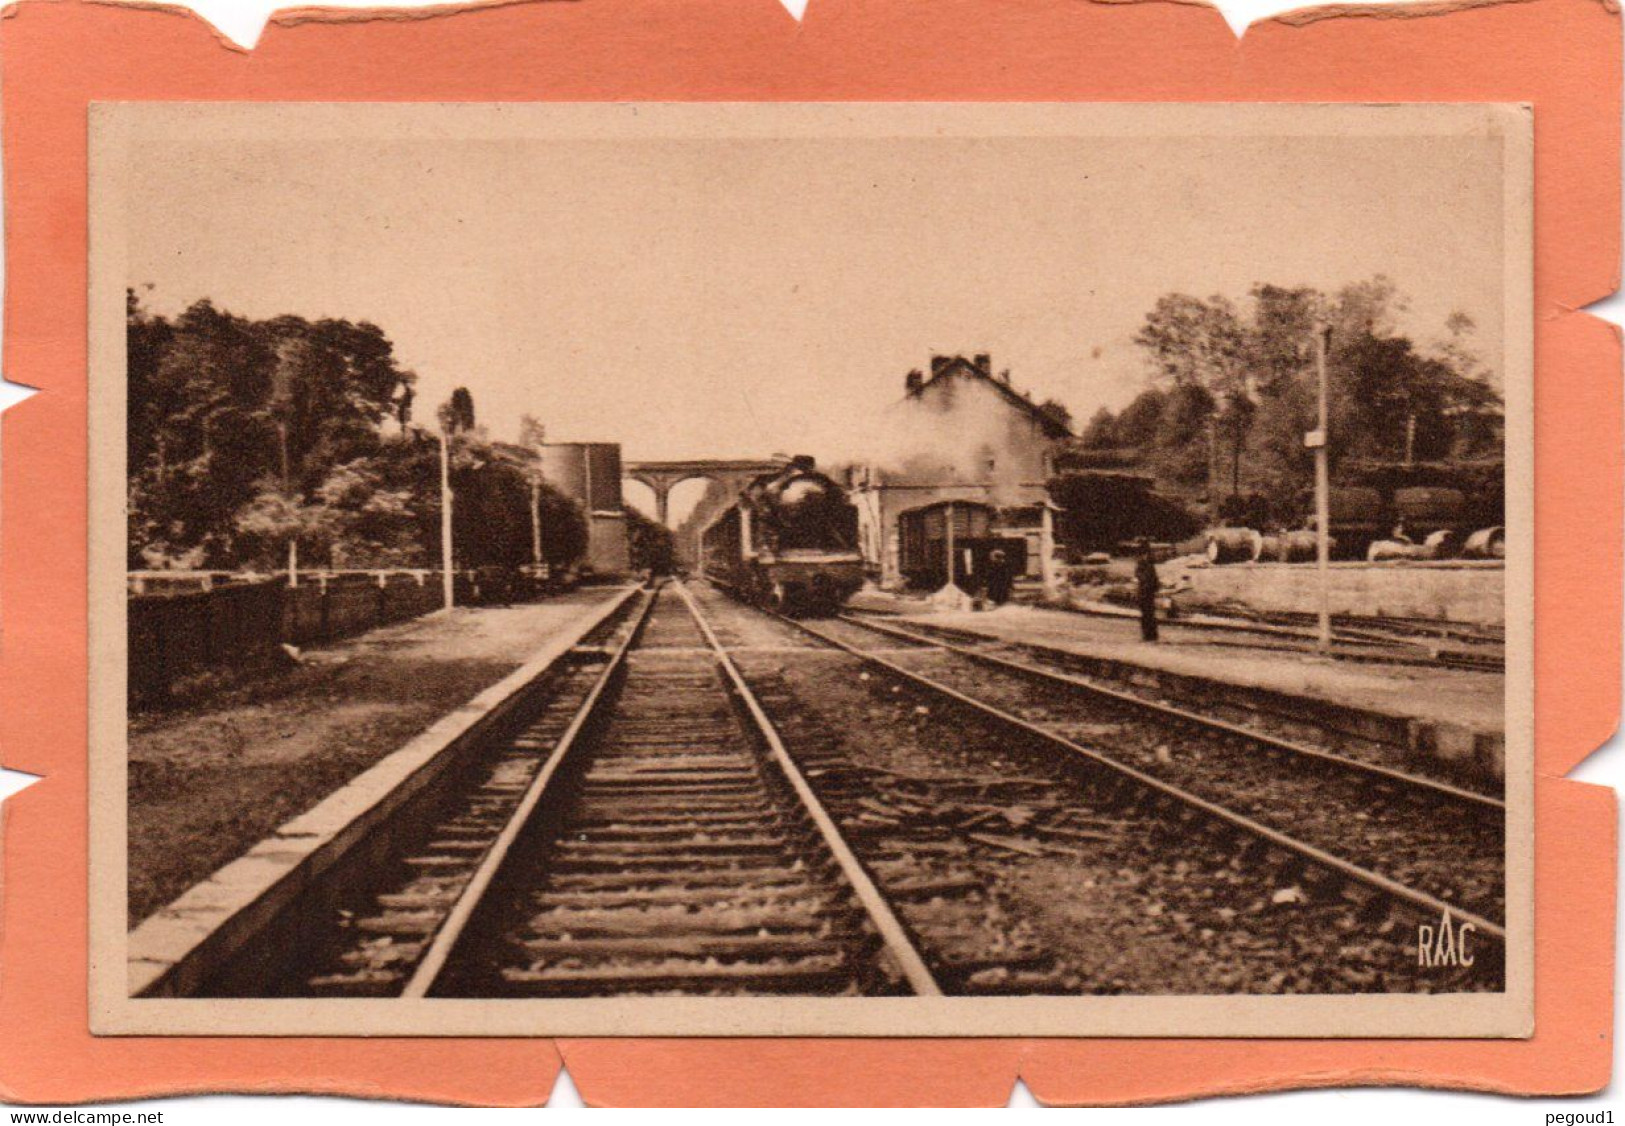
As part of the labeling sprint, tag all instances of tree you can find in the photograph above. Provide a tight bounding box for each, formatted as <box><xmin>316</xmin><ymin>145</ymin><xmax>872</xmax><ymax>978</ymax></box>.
<box><xmin>1432</xmin><ymin>312</ymin><xmax>1503</xmax><ymax>458</ymax></box>
<box><xmin>126</xmin><ymin>289</ymin><xmax>174</xmax><ymax>483</ymax></box>
<box><xmin>1112</xmin><ymin>388</ymin><xmax>1167</xmax><ymax>450</ymax></box>
<box><xmin>1122</xmin><ymin>276</ymin><xmax>1499</xmax><ymax>520</ymax></box>
<box><xmin>232</xmin><ymin>486</ymin><xmax>341</xmax><ymax>569</ymax></box>
<box><xmin>125</xmin><ymin>297</ymin><xmax>419</xmax><ymax>568</ymax></box>
<box><xmin>439</xmin><ymin>386</ymin><xmax>477</xmax><ymax>435</ymax></box>
<box><xmin>517</xmin><ymin>413</ymin><xmax>547</xmax><ymax>449</ymax></box>
<box><xmin>261</xmin><ymin>314</ymin><xmax>417</xmax><ymax>490</ymax></box>
<box><xmin>1134</xmin><ymin>294</ymin><xmax>1250</xmax><ymax>498</ymax></box>
<box><xmin>1328</xmin><ymin>275</ymin><xmax>1406</xmax><ymax>341</ymax></box>
<box><xmin>124</xmin><ymin>300</ymin><xmax>607</xmax><ymax>578</ymax></box>
<box><xmin>1242</xmin><ymin>376</ymin><xmax>1317</xmax><ymax>520</ymax></box>
<box><xmin>1035</xmin><ymin>398</ymin><xmax>1074</xmax><ymax>435</ymax></box>
<box><xmin>625</xmin><ymin>505</ymin><xmax>675</xmax><ymax>574</ymax></box>
<box><xmin>393</xmin><ymin>385</ymin><xmax>416</xmax><ymax>434</ymax></box>
<box><xmin>1134</xmin><ymin>293</ymin><xmax>1249</xmax><ymax>397</ymax></box>
<box><xmin>134</xmin><ymin>299</ymin><xmax>281</xmax><ymax>564</ymax></box>
<box><xmin>307</xmin><ymin>451</ymin><xmax>428</xmax><ymax>567</ymax></box>
<box><xmin>1247</xmin><ymin>284</ymin><xmax>1320</xmax><ymax>393</ymax></box>
<box><xmin>127</xmin><ymin>298</ymin><xmax>416</xmax><ymax>568</ymax></box>
<box><xmin>1079</xmin><ymin>407</ymin><xmax>1117</xmax><ymax>449</ymax></box>
<box><xmin>1149</xmin><ymin>381</ymin><xmax>1218</xmax><ymax>489</ymax></box>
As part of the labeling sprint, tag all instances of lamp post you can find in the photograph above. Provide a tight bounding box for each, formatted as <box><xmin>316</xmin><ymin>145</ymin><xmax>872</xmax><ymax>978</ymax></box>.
<box><xmin>1306</xmin><ymin>323</ymin><xmax>1334</xmax><ymax>651</ymax></box>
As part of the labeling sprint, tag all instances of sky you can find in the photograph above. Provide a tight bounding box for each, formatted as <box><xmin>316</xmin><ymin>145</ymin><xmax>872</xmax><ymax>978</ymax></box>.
<box><xmin>122</xmin><ymin>115</ymin><xmax>1508</xmax><ymax>475</ymax></box>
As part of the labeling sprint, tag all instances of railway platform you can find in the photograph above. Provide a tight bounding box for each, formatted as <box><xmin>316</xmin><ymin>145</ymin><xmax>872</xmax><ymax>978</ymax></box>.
<box><xmin>128</xmin><ymin>585</ymin><xmax>640</xmax><ymax>928</ymax></box>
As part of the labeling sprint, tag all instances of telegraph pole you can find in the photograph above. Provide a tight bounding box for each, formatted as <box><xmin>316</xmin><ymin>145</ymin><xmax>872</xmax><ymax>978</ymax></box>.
<box><xmin>439</xmin><ymin>425</ymin><xmax>455</xmax><ymax>611</ymax></box>
<box><xmin>277</xmin><ymin>416</ymin><xmax>298</xmax><ymax>589</ymax></box>
<box><xmin>530</xmin><ymin>475</ymin><xmax>544</xmax><ymax>568</ymax></box>
<box><xmin>270</xmin><ymin>350</ymin><xmax>299</xmax><ymax>589</ymax></box>
<box><xmin>1309</xmin><ymin>323</ymin><xmax>1334</xmax><ymax>651</ymax></box>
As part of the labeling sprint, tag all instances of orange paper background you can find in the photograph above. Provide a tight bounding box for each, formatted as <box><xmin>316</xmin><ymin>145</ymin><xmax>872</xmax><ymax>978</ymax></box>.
<box><xmin>0</xmin><ymin>0</ymin><xmax>1618</xmax><ymax>1105</ymax></box>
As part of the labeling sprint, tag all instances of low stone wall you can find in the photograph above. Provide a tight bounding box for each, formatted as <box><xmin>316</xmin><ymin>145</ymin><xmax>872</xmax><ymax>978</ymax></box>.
<box><xmin>132</xmin><ymin>570</ymin><xmax>492</xmax><ymax>707</ymax></box>
<box><xmin>1171</xmin><ymin>560</ymin><xmax>1505</xmax><ymax>627</ymax></box>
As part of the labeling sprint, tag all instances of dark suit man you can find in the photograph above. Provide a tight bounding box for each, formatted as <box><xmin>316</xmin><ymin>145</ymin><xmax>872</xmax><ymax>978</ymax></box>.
<box><xmin>985</xmin><ymin>549</ymin><xmax>1014</xmax><ymax>606</ymax></box>
<box><xmin>1135</xmin><ymin>541</ymin><xmax>1160</xmax><ymax>642</ymax></box>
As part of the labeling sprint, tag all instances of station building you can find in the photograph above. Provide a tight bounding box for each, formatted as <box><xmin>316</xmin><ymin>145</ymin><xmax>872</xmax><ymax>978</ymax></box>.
<box><xmin>848</xmin><ymin>353</ymin><xmax>1073</xmax><ymax>591</ymax></box>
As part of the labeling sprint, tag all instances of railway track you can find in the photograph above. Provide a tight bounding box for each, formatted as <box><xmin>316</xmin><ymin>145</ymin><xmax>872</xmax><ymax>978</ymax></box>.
<box><xmin>198</xmin><ymin>578</ymin><xmax>1504</xmax><ymax>998</ymax></box>
<box><xmin>1217</xmin><ymin>611</ymin><xmax>1504</xmax><ymax>672</ymax></box>
<box><xmin>691</xmin><ymin>585</ymin><xmax>1506</xmax><ymax>979</ymax></box>
<box><xmin>832</xmin><ymin>613</ymin><xmax>1502</xmax><ymax>800</ymax></box>
<box><xmin>846</xmin><ymin>610</ymin><xmax>1501</xmax><ymax>789</ymax></box>
<box><xmin>1027</xmin><ymin>600</ymin><xmax>1504</xmax><ymax>672</ymax></box>
<box><xmin>290</xmin><ymin>582</ymin><xmax>942</xmax><ymax>999</ymax></box>
<box><xmin>809</xmin><ymin>611</ymin><xmax>1506</xmax><ymax>925</ymax></box>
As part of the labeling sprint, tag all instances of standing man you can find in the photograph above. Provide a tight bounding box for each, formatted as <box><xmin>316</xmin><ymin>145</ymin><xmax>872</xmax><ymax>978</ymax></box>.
<box><xmin>985</xmin><ymin>548</ymin><xmax>1012</xmax><ymax>606</ymax></box>
<box><xmin>1135</xmin><ymin>539</ymin><xmax>1160</xmax><ymax>642</ymax></box>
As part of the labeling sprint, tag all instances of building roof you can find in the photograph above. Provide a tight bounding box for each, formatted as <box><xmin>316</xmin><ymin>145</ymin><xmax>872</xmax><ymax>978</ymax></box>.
<box><xmin>907</xmin><ymin>353</ymin><xmax>1073</xmax><ymax>441</ymax></box>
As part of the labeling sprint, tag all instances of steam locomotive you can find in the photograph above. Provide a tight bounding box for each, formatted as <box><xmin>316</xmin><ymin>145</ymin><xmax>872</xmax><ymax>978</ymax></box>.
<box><xmin>699</xmin><ymin>456</ymin><xmax>865</xmax><ymax>616</ymax></box>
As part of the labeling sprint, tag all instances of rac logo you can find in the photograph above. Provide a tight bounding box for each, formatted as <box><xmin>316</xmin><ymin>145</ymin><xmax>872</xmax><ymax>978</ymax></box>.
<box><xmin>1417</xmin><ymin>909</ymin><xmax>1475</xmax><ymax>968</ymax></box>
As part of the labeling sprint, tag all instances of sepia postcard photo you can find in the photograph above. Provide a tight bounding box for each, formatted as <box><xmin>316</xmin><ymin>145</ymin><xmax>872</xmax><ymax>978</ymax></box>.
<box><xmin>87</xmin><ymin>101</ymin><xmax>1531</xmax><ymax>1037</ymax></box>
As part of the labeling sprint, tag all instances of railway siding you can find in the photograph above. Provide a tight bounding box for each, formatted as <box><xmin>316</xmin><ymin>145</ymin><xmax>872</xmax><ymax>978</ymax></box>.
<box><xmin>853</xmin><ymin>607</ymin><xmax>1505</xmax><ymax>784</ymax></box>
<box><xmin>696</xmin><ymin>586</ymin><xmax>1502</xmax><ymax>993</ymax></box>
<box><xmin>812</xmin><ymin>616</ymin><xmax>1505</xmax><ymax>925</ymax></box>
<box><xmin>128</xmin><ymin>585</ymin><xmax>642</xmax><ymax>998</ymax></box>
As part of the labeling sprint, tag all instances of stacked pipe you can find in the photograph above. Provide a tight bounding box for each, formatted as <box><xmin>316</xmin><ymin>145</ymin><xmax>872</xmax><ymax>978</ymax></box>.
<box><xmin>1205</xmin><ymin>527</ymin><xmax>1263</xmax><ymax>564</ymax></box>
<box><xmin>1367</xmin><ymin>529</ymin><xmax>1456</xmax><ymax>562</ymax></box>
<box><xmin>1257</xmin><ymin>529</ymin><xmax>1322</xmax><ymax>563</ymax></box>
<box><xmin>1462</xmin><ymin>526</ymin><xmax>1506</xmax><ymax>560</ymax></box>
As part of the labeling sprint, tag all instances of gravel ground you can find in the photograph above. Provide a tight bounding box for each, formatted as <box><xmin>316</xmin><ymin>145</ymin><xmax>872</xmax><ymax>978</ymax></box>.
<box><xmin>805</xmin><ymin>619</ymin><xmax>1505</xmax><ymax>925</ymax></box>
<box><xmin>693</xmin><ymin>588</ymin><xmax>1496</xmax><ymax>993</ymax></box>
<box><xmin>882</xmin><ymin>602</ymin><xmax>1505</xmax><ymax>734</ymax></box>
<box><xmin>845</xmin><ymin>610</ymin><xmax>1501</xmax><ymax>786</ymax></box>
<box><xmin>127</xmin><ymin>588</ymin><xmax>630</xmax><ymax>924</ymax></box>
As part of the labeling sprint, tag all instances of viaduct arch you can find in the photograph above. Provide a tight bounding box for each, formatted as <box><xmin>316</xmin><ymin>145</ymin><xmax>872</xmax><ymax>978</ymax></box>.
<box><xmin>622</xmin><ymin>458</ymin><xmax>788</xmax><ymax>527</ymax></box>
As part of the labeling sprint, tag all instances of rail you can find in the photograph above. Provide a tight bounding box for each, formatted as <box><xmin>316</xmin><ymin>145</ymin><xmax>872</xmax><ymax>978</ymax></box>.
<box><xmin>400</xmin><ymin>580</ymin><xmax>944</xmax><ymax>998</ymax></box>
<box><xmin>836</xmin><ymin>612</ymin><xmax>1504</xmax><ymax>814</ymax></box>
<box><xmin>399</xmin><ymin>588</ymin><xmax>660</xmax><ymax>997</ymax></box>
<box><xmin>768</xmin><ymin>610</ymin><xmax>1505</xmax><ymax>946</ymax></box>
<box><xmin>672</xmin><ymin>580</ymin><xmax>943</xmax><ymax>996</ymax></box>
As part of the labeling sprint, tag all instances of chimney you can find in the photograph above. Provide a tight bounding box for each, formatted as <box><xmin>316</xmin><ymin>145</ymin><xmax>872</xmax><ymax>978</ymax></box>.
<box><xmin>999</xmin><ymin>368</ymin><xmax>1012</xmax><ymax>385</ymax></box>
<box><xmin>973</xmin><ymin>353</ymin><xmax>992</xmax><ymax>377</ymax></box>
<box><xmin>905</xmin><ymin>368</ymin><xmax>924</xmax><ymax>394</ymax></box>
